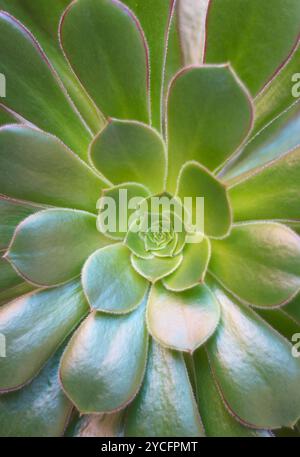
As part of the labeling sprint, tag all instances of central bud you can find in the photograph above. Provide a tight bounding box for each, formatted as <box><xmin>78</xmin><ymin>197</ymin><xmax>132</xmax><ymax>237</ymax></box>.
<box><xmin>140</xmin><ymin>215</ymin><xmax>176</xmax><ymax>256</ymax></box>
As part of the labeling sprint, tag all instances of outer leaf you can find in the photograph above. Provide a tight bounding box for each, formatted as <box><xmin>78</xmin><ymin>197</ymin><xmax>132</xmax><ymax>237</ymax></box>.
<box><xmin>0</xmin><ymin>282</ymin><xmax>33</xmax><ymax>308</ymax></box>
<box><xmin>0</xmin><ymin>125</ymin><xmax>106</xmax><ymax>212</ymax></box>
<box><xmin>131</xmin><ymin>253</ymin><xmax>183</xmax><ymax>282</ymax></box>
<box><xmin>223</xmin><ymin>100</ymin><xmax>300</xmax><ymax>180</ymax></box>
<box><xmin>82</xmin><ymin>244</ymin><xmax>148</xmax><ymax>313</ymax></box>
<box><xmin>60</xmin><ymin>298</ymin><xmax>148</xmax><ymax>413</ymax></box>
<box><xmin>60</xmin><ymin>0</ymin><xmax>149</xmax><ymax>122</ymax></box>
<box><xmin>0</xmin><ymin>11</ymin><xmax>90</xmax><ymax>158</ymax></box>
<box><xmin>0</xmin><ymin>197</ymin><xmax>41</xmax><ymax>250</ymax></box>
<box><xmin>206</xmin><ymin>284</ymin><xmax>300</xmax><ymax>429</ymax></box>
<box><xmin>177</xmin><ymin>161</ymin><xmax>232</xmax><ymax>238</ymax></box>
<box><xmin>253</xmin><ymin>44</ymin><xmax>300</xmax><ymax>136</ymax></box>
<box><xmin>204</xmin><ymin>0</ymin><xmax>300</xmax><ymax>95</ymax></box>
<box><xmin>0</xmin><ymin>105</ymin><xmax>17</xmax><ymax>126</ymax></box>
<box><xmin>0</xmin><ymin>256</ymin><xmax>34</xmax><ymax>306</ymax></box>
<box><xmin>0</xmin><ymin>0</ymin><xmax>104</xmax><ymax>134</ymax></box>
<box><xmin>210</xmin><ymin>222</ymin><xmax>300</xmax><ymax>308</ymax></box>
<box><xmin>0</xmin><ymin>341</ymin><xmax>72</xmax><ymax>437</ymax></box>
<box><xmin>167</xmin><ymin>64</ymin><xmax>253</xmax><ymax>191</ymax></box>
<box><xmin>229</xmin><ymin>146</ymin><xmax>300</xmax><ymax>221</ymax></box>
<box><xmin>163</xmin><ymin>238</ymin><xmax>210</xmax><ymax>291</ymax></box>
<box><xmin>7</xmin><ymin>209</ymin><xmax>109</xmax><ymax>286</ymax></box>
<box><xmin>147</xmin><ymin>283</ymin><xmax>220</xmax><ymax>352</ymax></box>
<box><xmin>90</xmin><ymin>120</ymin><xmax>166</xmax><ymax>194</ymax></box>
<box><xmin>194</xmin><ymin>348</ymin><xmax>272</xmax><ymax>437</ymax></box>
<box><xmin>0</xmin><ymin>280</ymin><xmax>88</xmax><ymax>391</ymax></box>
<box><xmin>123</xmin><ymin>0</ymin><xmax>176</xmax><ymax>129</ymax></box>
<box><xmin>124</xmin><ymin>339</ymin><xmax>204</xmax><ymax>437</ymax></box>
<box><xmin>0</xmin><ymin>256</ymin><xmax>23</xmax><ymax>293</ymax></box>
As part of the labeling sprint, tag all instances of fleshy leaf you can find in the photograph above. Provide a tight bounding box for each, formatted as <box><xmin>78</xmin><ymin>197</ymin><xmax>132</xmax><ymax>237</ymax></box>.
<box><xmin>210</xmin><ymin>222</ymin><xmax>300</xmax><ymax>308</ymax></box>
<box><xmin>229</xmin><ymin>146</ymin><xmax>300</xmax><ymax>221</ymax></box>
<box><xmin>0</xmin><ymin>256</ymin><xmax>33</xmax><ymax>306</ymax></box>
<box><xmin>147</xmin><ymin>283</ymin><xmax>220</xmax><ymax>352</ymax></box>
<box><xmin>97</xmin><ymin>182</ymin><xmax>150</xmax><ymax>240</ymax></box>
<box><xmin>204</xmin><ymin>0</ymin><xmax>300</xmax><ymax>95</ymax></box>
<box><xmin>82</xmin><ymin>244</ymin><xmax>148</xmax><ymax>313</ymax></box>
<box><xmin>0</xmin><ymin>0</ymin><xmax>104</xmax><ymax>134</ymax></box>
<box><xmin>0</xmin><ymin>256</ymin><xmax>23</xmax><ymax>294</ymax></box>
<box><xmin>0</xmin><ymin>341</ymin><xmax>72</xmax><ymax>437</ymax></box>
<box><xmin>194</xmin><ymin>348</ymin><xmax>272</xmax><ymax>437</ymax></box>
<box><xmin>7</xmin><ymin>209</ymin><xmax>110</xmax><ymax>286</ymax></box>
<box><xmin>123</xmin><ymin>0</ymin><xmax>176</xmax><ymax>129</ymax></box>
<box><xmin>167</xmin><ymin>65</ymin><xmax>253</xmax><ymax>191</ymax></box>
<box><xmin>0</xmin><ymin>280</ymin><xmax>88</xmax><ymax>391</ymax></box>
<box><xmin>60</xmin><ymin>298</ymin><xmax>148</xmax><ymax>413</ymax></box>
<box><xmin>223</xmin><ymin>100</ymin><xmax>300</xmax><ymax>180</ymax></box>
<box><xmin>253</xmin><ymin>44</ymin><xmax>300</xmax><ymax>136</ymax></box>
<box><xmin>163</xmin><ymin>239</ymin><xmax>210</xmax><ymax>291</ymax></box>
<box><xmin>60</xmin><ymin>0</ymin><xmax>149</xmax><ymax>122</ymax></box>
<box><xmin>131</xmin><ymin>253</ymin><xmax>183</xmax><ymax>282</ymax></box>
<box><xmin>90</xmin><ymin>120</ymin><xmax>166</xmax><ymax>194</ymax></box>
<box><xmin>206</xmin><ymin>283</ymin><xmax>300</xmax><ymax>429</ymax></box>
<box><xmin>0</xmin><ymin>197</ymin><xmax>41</xmax><ymax>250</ymax></box>
<box><xmin>124</xmin><ymin>339</ymin><xmax>204</xmax><ymax>437</ymax></box>
<box><xmin>0</xmin><ymin>11</ymin><xmax>90</xmax><ymax>158</ymax></box>
<box><xmin>0</xmin><ymin>125</ymin><xmax>106</xmax><ymax>212</ymax></box>
<box><xmin>177</xmin><ymin>161</ymin><xmax>232</xmax><ymax>238</ymax></box>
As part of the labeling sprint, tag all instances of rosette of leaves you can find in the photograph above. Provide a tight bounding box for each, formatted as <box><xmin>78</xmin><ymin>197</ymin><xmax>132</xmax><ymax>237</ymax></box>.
<box><xmin>0</xmin><ymin>0</ymin><xmax>300</xmax><ymax>438</ymax></box>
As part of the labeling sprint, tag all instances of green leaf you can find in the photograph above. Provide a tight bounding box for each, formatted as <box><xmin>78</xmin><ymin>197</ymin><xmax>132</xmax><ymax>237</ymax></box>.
<box><xmin>0</xmin><ymin>257</ymin><xmax>34</xmax><ymax>306</ymax></box>
<box><xmin>147</xmin><ymin>283</ymin><xmax>220</xmax><ymax>352</ymax></box>
<box><xmin>0</xmin><ymin>256</ymin><xmax>23</xmax><ymax>293</ymax></box>
<box><xmin>0</xmin><ymin>256</ymin><xmax>34</xmax><ymax>305</ymax></box>
<box><xmin>0</xmin><ymin>125</ymin><xmax>106</xmax><ymax>212</ymax></box>
<box><xmin>0</xmin><ymin>280</ymin><xmax>88</xmax><ymax>391</ymax></box>
<box><xmin>210</xmin><ymin>222</ymin><xmax>300</xmax><ymax>308</ymax></box>
<box><xmin>82</xmin><ymin>244</ymin><xmax>148</xmax><ymax>313</ymax></box>
<box><xmin>60</xmin><ymin>297</ymin><xmax>148</xmax><ymax>413</ymax></box>
<box><xmin>90</xmin><ymin>120</ymin><xmax>166</xmax><ymax>194</ymax></box>
<box><xmin>285</xmin><ymin>293</ymin><xmax>300</xmax><ymax>324</ymax></box>
<box><xmin>0</xmin><ymin>11</ymin><xmax>90</xmax><ymax>158</ymax></box>
<box><xmin>0</xmin><ymin>197</ymin><xmax>41</xmax><ymax>250</ymax></box>
<box><xmin>206</xmin><ymin>283</ymin><xmax>300</xmax><ymax>429</ymax></box>
<box><xmin>204</xmin><ymin>0</ymin><xmax>300</xmax><ymax>95</ymax></box>
<box><xmin>223</xmin><ymin>100</ymin><xmax>300</xmax><ymax>180</ymax></box>
<box><xmin>163</xmin><ymin>239</ymin><xmax>211</xmax><ymax>291</ymax></box>
<box><xmin>7</xmin><ymin>209</ymin><xmax>109</xmax><ymax>287</ymax></box>
<box><xmin>167</xmin><ymin>65</ymin><xmax>253</xmax><ymax>192</ymax></box>
<box><xmin>124</xmin><ymin>339</ymin><xmax>204</xmax><ymax>437</ymax></box>
<box><xmin>0</xmin><ymin>341</ymin><xmax>72</xmax><ymax>437</ymax></box>
<box><xmin>123</xmin><ymin>1</ymin><xmax>176</xmax><ymax>129</ymax></box>
<box><xmin>131</xmin><ymin>253</ymin><xmax>183</xmax><ymax>282</ymax></box>
<box><xmin>0</xmin><ymin>0</ymin><xmax>104</xmax><ymax>134</ymax></box>
<box><xmin>0</xmin><ymin>105</ymin><xmax>17</xmax><ymax>126</ymax></box>
<box><xmin>177</xmin><ymin>161</ymin><xmax>232</xmax><ymax>238</ymax></box>
<box><xmin>229</xmin><ymin>146</ymin><xmax>300</xmax><ymax>221</ymax></box>
<box><xmin>0</xmin><ymin>282</ymin><xmax>34</xmax><ymax>308</ymax></box>
<box><xmin>194</xmin><ymin>348</ymin><xmax>272</xmax><ymax>437</ymax></box>
<box><xmin>254</xmin><ymin>44</ymin><xmax>300</xmax><ymax>136</ymax></box>
<box><xmin>60</xmin><ymin>0</ymin><xmax>149</xmax><ymax>122</ymax></box>
<box><xmin>97</xmin><ymin>182</ymin><xmax>150</xmax><ymax>240</ymax></box>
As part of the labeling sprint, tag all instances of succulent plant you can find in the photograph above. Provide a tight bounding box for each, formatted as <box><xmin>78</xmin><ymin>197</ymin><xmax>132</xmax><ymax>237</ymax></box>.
<box><xmin>0</xmin><ymin>0</ymin><xmax>300</xmax><ymax>438</ymax></box>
